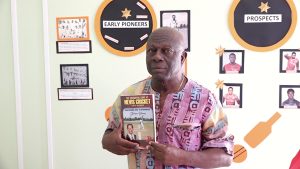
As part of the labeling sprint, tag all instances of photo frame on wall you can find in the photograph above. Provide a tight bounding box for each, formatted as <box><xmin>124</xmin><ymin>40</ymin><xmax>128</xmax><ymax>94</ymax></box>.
<box><xmin>160</xmin><ymin>10</ymin><xmax>190</xmax><ymax>51</ymax></box>
<box><xmin>220</xmin><ymin>50</ymin><xmax>245</xmax><ymax>74</ymax></box>
<box><xmin>56</xmin><ymin>16</ymin><xmax>90</xmax><ymax>41</ymax></box>
<box><xmin>219</xmin><ymin>83</ymin><xmax>243</xmax><ymax>108</ymax></box>
<box><xmin>279</xmin><ymin>49</ymin><xmax>300</xmax><ymax>73</ymax></box>
<box><xmin>279</xmin><ymin>85</ymin><xmax>300</xmax><ymax>109</ymax></box>
<box><xmin>60</xmin><ymin>64</ymin><xmax>89</xmax><ymax>88</ymax></box>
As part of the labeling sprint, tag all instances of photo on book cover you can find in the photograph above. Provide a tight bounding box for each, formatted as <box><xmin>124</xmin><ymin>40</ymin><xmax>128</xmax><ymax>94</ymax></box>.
<box><xmin>121</xmin><ymin>94</ymin><xmax>156</xmax><ymax>148</ymax></box>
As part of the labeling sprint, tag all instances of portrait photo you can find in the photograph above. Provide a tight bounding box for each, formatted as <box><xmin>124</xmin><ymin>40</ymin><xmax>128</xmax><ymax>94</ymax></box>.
<box><xmin>60</xmin><ymin>64</ymin><xmax>89</xmax><ymax>88</ymax></box>
<box><xmin>279</xmin><ymin>85</ymin><xmax>300</xmax><ymax>109</ymax></box>
<box><xmin>279</xmin><ymin>49</ymin><xmax>300</xmax><ymax>73</ymax></box>
<box><xmin>220</xmin><ymin>50</ymin><xmax>244</xmax><ymax>74</ymax></box>
<box><xmin>219</xmin><ymin>83</ymin><xmax>243</xmax><ymax>108</ymax></box>
<box><xmin>56</xmin><ymin>16</ymin><xmax>89</xmax><ymax>41</ymax></box>
<box><xmin>160</xmin><ymin>10</ymin><xmax>190</xmax><ymax>51</ymax></box>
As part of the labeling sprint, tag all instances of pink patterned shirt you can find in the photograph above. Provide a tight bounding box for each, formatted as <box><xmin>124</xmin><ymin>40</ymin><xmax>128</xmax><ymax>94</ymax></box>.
<box><xmin>107</xmin><ymin>77</ymin><xmax>234</xmax><ymax>169</ymax></box>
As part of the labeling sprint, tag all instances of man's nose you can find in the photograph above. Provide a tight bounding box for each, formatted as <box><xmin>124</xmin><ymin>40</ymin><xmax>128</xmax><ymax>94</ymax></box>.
<box><xmin>152</xmin><ymin>50</ymin><xmax>164</xmax><ymax>61</ymax></box>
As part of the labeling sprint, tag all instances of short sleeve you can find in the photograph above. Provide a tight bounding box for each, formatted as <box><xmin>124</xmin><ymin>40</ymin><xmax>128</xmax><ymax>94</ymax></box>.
<box><xmin>200</xmin><ymin>92</ymin><xmax>234</xmax><ymax>155</ymax></box>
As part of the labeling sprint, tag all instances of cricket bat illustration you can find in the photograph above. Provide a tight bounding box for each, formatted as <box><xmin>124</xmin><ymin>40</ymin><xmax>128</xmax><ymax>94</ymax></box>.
<box><xmin>244</xmin><ymin>112</ymin><xmax>281</xmax><ymax>148</ymax></box>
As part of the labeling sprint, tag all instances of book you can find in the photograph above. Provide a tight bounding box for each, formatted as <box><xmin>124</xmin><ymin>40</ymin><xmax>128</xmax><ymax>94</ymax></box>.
<box><xmin>121</xmin><ymin>94</ymin><xmax>156</xmax><ymax>148</ymax></box>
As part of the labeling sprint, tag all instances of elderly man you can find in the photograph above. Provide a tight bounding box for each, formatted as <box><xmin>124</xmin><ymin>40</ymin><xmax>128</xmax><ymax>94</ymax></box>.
<box><xmin>102</xmin><ymin>27</ymin><xmax>234</xmax><ymax>169</ymax></box>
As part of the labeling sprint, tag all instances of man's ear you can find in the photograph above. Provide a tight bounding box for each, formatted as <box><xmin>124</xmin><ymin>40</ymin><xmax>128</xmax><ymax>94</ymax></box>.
<box><xmin>181</xmin><ymin>51</ymin><xmax>187</xmax><ymax>64</ymax></box>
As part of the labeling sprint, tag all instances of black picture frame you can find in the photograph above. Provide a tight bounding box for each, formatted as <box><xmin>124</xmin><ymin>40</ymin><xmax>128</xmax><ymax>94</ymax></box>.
<box><xmin>279</xmin><ymin>85</ymin><xmax>300</xmax><ymax>109</ymax></box>
<box><xmin>219</xmin><ymin>50</ymin><xmax>245</xmax><ymax>74</ymax></box>
<box><xmin>219</xmin><ymin>83</ymin><xmax>243</xmax><ymax>108</ymax></box>
<box><xmin>279</xmin><ymin>49</ymin><xmax>300</xmax><ymax>73</ymax></box>
<box><xmin>60</xmin><ymin>64</ymin><xmax>89</xmax><ymax>88</ymax></box>
<box><xmin>160</xmin><ymin>10</ymin><xmax>190</xmax><ymax>51</ymax></box>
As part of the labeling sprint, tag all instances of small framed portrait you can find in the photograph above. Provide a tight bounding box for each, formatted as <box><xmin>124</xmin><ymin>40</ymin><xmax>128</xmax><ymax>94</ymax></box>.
<box><xmin>160</xmin><ymin>10</ymin><xmax>190</xmax><ymax>51</ymax></box>
<box><xmin>279</xmin><ymin>85</ymin><xmax>300</xmax><ymax>109</ymax></box>
<box><xmin>219</xmin><ymin>83</ymin><xmax>243</xmax><ymax>108</ymax></box>
<box><xmin>279</xmin><ymin>49</ymin><xmax>300</xmax><ymax>73</ymax></box>
<box><xmin>220</xmin><ymin>50</ymin><xmax>244</xmax><ymax>74</ymax></box>
<box><xmin>60</xmin><ymin>64</ymin><xmax>89</xmax><ymax>88</ymax></box>
<box><xmin>56</xmin><ymin>16</ymin><xmax>89</xmax><ymax>41</ymax></box>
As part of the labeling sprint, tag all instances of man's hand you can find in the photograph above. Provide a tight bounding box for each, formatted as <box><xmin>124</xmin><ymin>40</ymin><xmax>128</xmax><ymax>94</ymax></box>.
<box><xmin>102</xmin><ymin>126</ymin><xmax>139</xmax><ymax>155</ymax></box>
<box><xmin>148</xmin><ymin>141</ymin><xmax>186</xmax><ymax>166</ymax></box>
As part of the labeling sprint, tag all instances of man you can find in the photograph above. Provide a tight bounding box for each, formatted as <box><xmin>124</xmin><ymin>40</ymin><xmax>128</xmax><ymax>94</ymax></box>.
<box><xmin>102</xmin><ymin>27</ymin><xmax>233</xmax><ymax>169</ymax></box>
<box><xmin>223</xmin><ymin>53</ymin><xmax>241</xmax><ymax>73</ymax></box>
<box><xmin>285</xmin><ymin>52</ymin><xmax>299</xmax><ymax>73</ymax></box>
<box><xmin>282</xmin><ymin>88</ymin><xmax>300</xmax><ymax>108</ymax></box>
<box><xmin>125</xmin><ymin>123</ymin><xmax>137</xmax><ymax>141</ymax></box>
<box><xmin>222</xmin><ymin>87</ymin><xmax>240</xmax><ymax>107</ymax></box>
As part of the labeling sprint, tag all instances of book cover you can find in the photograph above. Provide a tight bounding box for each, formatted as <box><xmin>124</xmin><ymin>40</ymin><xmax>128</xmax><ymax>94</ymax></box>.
<box><xmin>121</xmin><ymin>94</ymin><xmax>156</xmax><ymax>147</ymax></box>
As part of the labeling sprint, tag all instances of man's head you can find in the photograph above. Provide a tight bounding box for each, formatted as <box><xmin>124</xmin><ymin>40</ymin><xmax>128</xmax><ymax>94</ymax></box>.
<box><xmin>228</xmin><ymin>87</ymin><xmax>233</xmax><ymax>95</ymax></box>
<box><xmin>229</xmin><ymin>53</ymin><xmax>236</xmax><ymax>64</ymax></box>
<box><xmin>287</xmin><ymin>88</ymin><xmax>295</xmax><ymax>99</ymax></box>
<box><xmin>146</xmin><ymin>27</ymin><xmax>187</xmax><ymax>81</ymax></box>
<box><xmin>172</xmin><ymin>14</ymin><xmax>176</xmax><ymax>20</ymax></box>
<box><xmin>127</xmin><ymin>124</ymin><xmax>134</xmax><ymax>134</ymax></box>
<box><xmin>291</xmin><ymin>52</ymin><xmax>296</xmax><ymax>59</ymax></box>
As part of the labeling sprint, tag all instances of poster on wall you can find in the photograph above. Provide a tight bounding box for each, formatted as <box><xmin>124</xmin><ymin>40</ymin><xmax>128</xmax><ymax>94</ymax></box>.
<box><xmin>279</xmin><ymin>49</ymin><xmax>300</xmax><ymax>73</ymax></box>
<box><xmin>60</xmin><ymin>64</ymin><xmax>89</xmax><ymax>88</ymax></box>
<box><xmin>94</xmin><ymin>0</ymin><xmax>157</xmax><ymax>56</ymax></box>
<box><xmin>279</xmin><ymin>85</ymin><xmax>300</xmax><ymax>109</ymax></box>
<box><xmin>228</xmin><ymin>0</ymin><xmax>297</xmax><ymax>52</ymax></box>
<box><xmin>160</xmin><ymin>10</ymin><xmax>190</xmax><ymax>51</ymax></box>
<box><xmin>219</xmin><ymin>83</ymin><xmax>243</xmax><ymax>108</ymax></box>
<box><xmin>219</xmin><ymin>50</ymin><xmax>245</xmax><ymax>74</ymax></box>
<box><xmin>56</xmin><ymin>16</ymin><xmax>92</xmax><ymax>53</ymax></box>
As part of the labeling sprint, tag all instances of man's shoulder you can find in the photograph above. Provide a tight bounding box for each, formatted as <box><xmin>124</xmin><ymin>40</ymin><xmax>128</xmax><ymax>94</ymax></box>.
<box><xmin>187</xmin><ymin>78</ymin><xmax>211</xmax><ymax>93</ymax></box>
<box><xmin>120</xmin><ymin>77</ymin><xmax>150</xmax><ymax>95</ymax></box>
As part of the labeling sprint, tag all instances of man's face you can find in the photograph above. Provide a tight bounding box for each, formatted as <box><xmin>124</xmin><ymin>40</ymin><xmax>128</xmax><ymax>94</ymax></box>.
<box><xmin>229</xmin><ymin>54</ymin><xmax>236</xmax><ymax>63</ymax></box>
<box><xmin>127</xmin><ymin>125</ymin><xmax>133</xmax><ymax>134</ymax></box>
<box><xmin>292</xmin><ymin>53</ymin><xmax>296</xmax><ymax>59</ymax></box>
<box><xmin>228</xmin><ymin>88</ymin><xmax>233</xmax><ymax>95</ymax></box>
<box><xmin>288</xmin><ymin>91</ymin><xmax>294</xmax><ymax>99</ymax></box>
<box><xmin>146</xmin><ymin>30</ymin><xmax>184</xmax><ymax>80</ymax></box>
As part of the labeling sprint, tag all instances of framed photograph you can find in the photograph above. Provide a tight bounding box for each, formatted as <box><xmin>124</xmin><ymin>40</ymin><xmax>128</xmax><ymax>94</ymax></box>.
<box><xmin>160</xmin><ymin>10</ymin><xmax>190</xmax><ymax>51</ymax></box>
<box><xmin>219</xmin><ymin>83</ymin><xmax>243</xmax><ymax>108</ymax></box>
<box><xmin>58</xmin><ymin>88</ymin><xmax>93</xmax><ymax>100</ymax></box>
<box><xmin>279</xmin><ymin>49</ymin><xmax>300</xmax><ymax>73</ymax></box>
<box><xmin>60</xmin><ymin>64</ymin><xmax>89</xmax><ymax>88</ymax></box>
<box><xmin>220</xmin><ymin>50</ymin><xmax>245</xmax><ymax>74</ymax></box>
<box><xmin>56</xmin><ymin>16</ymin><xmax>90</xmax><ymax>41</ymax></box>
<box><xmin>279</xmin><ymin>85</ymin><xmax>300</xmax><ymax>109</ymax></box>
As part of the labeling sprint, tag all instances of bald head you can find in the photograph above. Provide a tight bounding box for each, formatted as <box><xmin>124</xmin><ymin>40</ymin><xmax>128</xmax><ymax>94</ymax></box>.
<box><xmin>147</xmin><ymin>27</ymin><xmax>185</xmax><ymax>50</ymax></box>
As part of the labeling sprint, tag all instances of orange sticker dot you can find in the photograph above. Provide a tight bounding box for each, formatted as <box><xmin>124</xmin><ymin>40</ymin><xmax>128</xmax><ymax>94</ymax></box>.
<box><xmin>104</xmin><ymin>106</ymin><xmax>112</xmax><ymax>121</ymax></box>
<box><xmin>233</xmin><ymin>144</ymin><xmax>247</xmax><ymax>163</ymax></box>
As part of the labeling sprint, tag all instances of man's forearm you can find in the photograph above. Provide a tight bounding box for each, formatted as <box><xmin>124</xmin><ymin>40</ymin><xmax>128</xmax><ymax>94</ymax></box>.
<box><xmin>180</xmin><ymin>148</ymin><xmax>232</xmax><ymax>168</ymax></box>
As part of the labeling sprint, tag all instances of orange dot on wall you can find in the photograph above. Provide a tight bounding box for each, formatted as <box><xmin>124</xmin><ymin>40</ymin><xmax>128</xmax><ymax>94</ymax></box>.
<box><xmin>233</xmin><ymin>144</ymin><xmax>247</xmax><ymax>163</ymax></box>
<box><xmin>105</xmin><ymin>106</ymin><xmax>112</xmax><ymax>121</ymax></box>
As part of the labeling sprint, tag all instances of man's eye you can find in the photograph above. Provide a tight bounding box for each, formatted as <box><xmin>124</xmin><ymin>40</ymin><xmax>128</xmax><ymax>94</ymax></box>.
<box><xmin>163</xmin><ymin>48</ymin><xmax>174</xmax><ymax>55</ymax></box>
<box><xmin>147</xmin><ymin>48</ymin><xmax>156</xmax><ymax>54</ymax></box>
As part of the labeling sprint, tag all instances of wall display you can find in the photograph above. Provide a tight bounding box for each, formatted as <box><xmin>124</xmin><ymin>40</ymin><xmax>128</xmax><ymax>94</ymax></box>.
<box><xmin>280</xmin><ymin>49</ymin><xmax>300</xmax><ymax>73</ymax></box>
<box><xmin>219</xmin><ymin>83</ymin><xmax>243</xmax><ymax>108</ymax></box>
<box><xmin>56</xmin><ymin>41</ymin><xmax>92</xmax><ymax>53</ymax></box>
<box><xmin>95</xmin><ymin>0</ymin><xmax>157</xmax><ymax>56</ymax></box>
<box><xmin>160</xmin><ymin>10</ymin><xmax>190</xmax><ymax>51</ymax></box>
<box><xmin>229</xmin><ymin>0</ymin><xmax>297</xmax><ymax>52</ymax></box>
<box><xmin>57</xmin><ymin>88</ymin><xmax>93</xmax><ymax>100</ymax></box>
<box><xmin>56</xmin><ymin>16</ymin><xmax>90</xmax><ymax>41</ymax></box>
<box><xmin>279</xmin><ymin>85</ymin><xmax>300</xmax><ymax>109</ymax></box>
<box><xmin>219</xmin><ymin>50</ymin><xmax>244</xmax><ymax>74</ymax></box>
<box><xmin>60</xmin><ymin>64</ymin><xmax>89</xmax><ymax>88</ymax></box>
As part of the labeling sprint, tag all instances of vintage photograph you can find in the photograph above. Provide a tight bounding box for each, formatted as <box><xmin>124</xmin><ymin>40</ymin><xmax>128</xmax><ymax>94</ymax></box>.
<box><xmin>56</xmin><ymin>16</ymin><xmax>89</xmax><ymax>41</ymax></box>
<box><xmin>279</xmin><ymin>49</ymin><xmax>300</xmax><ymax>73</ymax></box>
<box><xmin>60</xmin><ymin>64</ymin><xmax>89</xmax><ymax>88</ymax></box>
<box><xmin>219</xmin><ymin>83</ymin><xmax>243</xmax><ymax>108</ymax></box>
<box><xmin>220</xmin><ymin>50</ymin><xmax>244</xmax><ymax>74</ymax></box>
<box><xmin>160</xmin><ymin>10</ymin><xmax>190</xmax><ymax>51</ymax></box>
<box><xmin>279</xmin><ymin>85</ymin><xmax>300</xmax><ymax>109</ymax></box>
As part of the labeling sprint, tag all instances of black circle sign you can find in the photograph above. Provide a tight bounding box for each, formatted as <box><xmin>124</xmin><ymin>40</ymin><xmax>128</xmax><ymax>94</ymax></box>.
<box><xmin>95</xmin><ymin>0</ymin><xmax>157</xmax><ymax>56</ymax></box>
<box><xmin>229</xmin><ymin>0</ymin><xmax>297</xmax><ymax>52</ymax></box>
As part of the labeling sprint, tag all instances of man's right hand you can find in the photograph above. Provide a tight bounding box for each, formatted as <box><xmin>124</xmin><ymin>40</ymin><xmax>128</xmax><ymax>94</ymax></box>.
<box><xmin>102</xmin><ymin>126</ymin><xmax>139</xmax><ymax>155</ymax></box>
